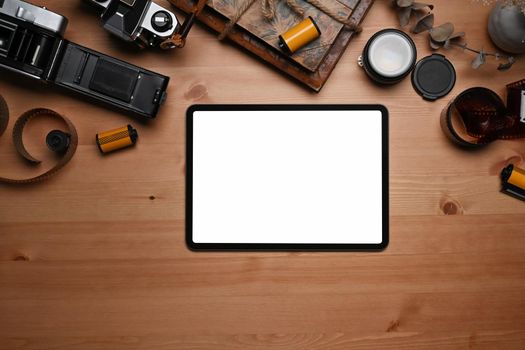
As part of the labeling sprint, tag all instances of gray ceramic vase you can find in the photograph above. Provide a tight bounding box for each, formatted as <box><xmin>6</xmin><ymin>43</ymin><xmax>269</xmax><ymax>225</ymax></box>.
<box><xmin>488</xmin><ymin>2</ymin><xmax>525</xmax><ymax>54</ymax></box>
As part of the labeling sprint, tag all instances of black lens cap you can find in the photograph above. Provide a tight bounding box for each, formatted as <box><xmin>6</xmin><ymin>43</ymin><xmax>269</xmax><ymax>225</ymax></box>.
<box><xmin>46</xmin><ymin>130</ymin><xmax>71</xmax><ymax>153</ymax></box>
<box><xmin>411</xmin><ymin>54</ymin><xmax>456</xmax><ymax>101</ymax></box>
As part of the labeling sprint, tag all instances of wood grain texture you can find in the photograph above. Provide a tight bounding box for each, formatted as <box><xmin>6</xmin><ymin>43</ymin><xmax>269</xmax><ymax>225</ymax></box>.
<box><xmin>1</xmin><ymin>0</ymin><xmax>525</xmax><ymax>349</ymax></box>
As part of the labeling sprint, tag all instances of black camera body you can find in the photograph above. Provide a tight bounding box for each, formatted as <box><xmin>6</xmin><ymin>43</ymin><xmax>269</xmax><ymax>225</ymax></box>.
<box><xmin>87</xmin><ymin>0</ymin><xmax>180</xmax><ymax>49</ymax></box>
<box><xmin>0</xmin><ymin>0</ymin><xmax>169</xmax><ymax>119</ymax></box>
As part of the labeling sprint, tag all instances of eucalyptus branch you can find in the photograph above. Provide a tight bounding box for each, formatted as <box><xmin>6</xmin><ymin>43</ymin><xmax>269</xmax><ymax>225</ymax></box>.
<box><xmin>391</xmin><ymin>0</ymin><xmax>517</xmax><ymax>70</ymax></box>
<box><xmin>448</xmin><ymin>42</ymin><xmax>516</xmax><ymax>70</ymax></box>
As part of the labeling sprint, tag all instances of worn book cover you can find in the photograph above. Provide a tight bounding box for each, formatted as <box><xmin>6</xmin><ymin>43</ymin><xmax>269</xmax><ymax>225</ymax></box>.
<box><xmin>169</xmin><ymin>0</ymin><xmax>374</xmax><ymax>91</ymax></box>
<box><xmin>208</xmin><ymin>0</ymin><xmax>359</xmax><ymax>72</ymax></box>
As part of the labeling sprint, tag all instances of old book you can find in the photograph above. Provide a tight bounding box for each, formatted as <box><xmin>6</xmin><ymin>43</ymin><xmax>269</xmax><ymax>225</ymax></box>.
<box><xmin>169</xmin><ymin>0</ymin><xmax>374</xmax><ymax>91</ymax></box>
<box><xmin>209</xmin><ymin>0</ymin><xmax>359</xmax><ymax>72</ymax></box>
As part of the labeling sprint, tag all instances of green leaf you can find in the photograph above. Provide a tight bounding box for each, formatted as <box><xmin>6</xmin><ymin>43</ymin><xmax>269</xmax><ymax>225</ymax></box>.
<box><xmin>429</xmin><ymin>38</ymin><xmax>442</xmax><ymax>50</ymax></box>
<box><xmin>412</xmin><ymin>13</ymin><xmax>434</xmax><ymax>33</ymax></box>
<box><xmin>448</xmin><ymin>31</ymin><xmax>465</xmax><ymax>41</ymax></box>
<box><xmin>414</xmin><ymin>8</ymin><xmax>431</xmax><ymax>21</ymax></box>
<box><xmin>411</xmin><ymin>2</ymin><xmax>434</xmax><ymax>10</ymax></box>
<box><xmin>429</xmin><ymin>22</ymin><xmax>455</xmax><ymax>42</ymax></box>
<box><xmin>471</xmin><ymin>50</ymin><xmax>486</xmax><ymax>69</ymax></box>
<box><xmin>397</xmin><ymin>0</ymin><xmax>415</xmax><ymax>7</ymax></box>
<box><xmin>398</xmin><ymin>6</ymin><xmax>412</xmax><ymax>26</ymax></box>
<box><xmin>497</xmin><ymin>56</ymin><xmax>516</xmax><ymax>71</ymax></box>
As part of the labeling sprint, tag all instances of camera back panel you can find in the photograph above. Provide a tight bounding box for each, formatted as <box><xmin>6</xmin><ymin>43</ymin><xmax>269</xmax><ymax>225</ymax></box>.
<box><xmin>54</xmin><ymin>42</ymin><xmax>169</xmax><ymax>118</ymax></box>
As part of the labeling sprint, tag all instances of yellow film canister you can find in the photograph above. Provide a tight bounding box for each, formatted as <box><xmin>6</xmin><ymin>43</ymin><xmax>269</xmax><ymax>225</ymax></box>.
<box><xmin>501</xmin><ymin>164</ymin><xmax>525</xmax><ymax>201</ymax></box>
<box><xmin>96</xmin><ymin>124</ymin><xmax>138</xmax><ymax>154</ymax></box>
<box><xmin>278</xmin><ymin>16</ymin><xmax>321</xmax><ymax>54</ymax></box>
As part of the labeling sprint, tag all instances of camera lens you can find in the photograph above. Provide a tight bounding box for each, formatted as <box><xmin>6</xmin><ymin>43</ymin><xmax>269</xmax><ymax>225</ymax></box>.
<box><xmin>360</xmin><ymin>29</ymin><xmax>417</xmax><ymax>85</ymax></box>
<box><xmin>151</xmin><ymin>11</ymin><xmax>173</xmax><ymax>32</ymax></box>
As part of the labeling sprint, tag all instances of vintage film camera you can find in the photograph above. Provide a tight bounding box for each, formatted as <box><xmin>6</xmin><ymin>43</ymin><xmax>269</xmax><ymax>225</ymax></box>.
<box><xmin>0</xmin><ymin>0</ymin><xmax>169</xmax><ymax>119</ymax></box>
<box><xmin>85</xmin><ymin>0</ymin><xmax>201</xmax><ymax>49</ymax></box>
<box><xmin>86</xmin><ymin>0</ymin><xmax>179</xmax><ymax>48</ymax></box>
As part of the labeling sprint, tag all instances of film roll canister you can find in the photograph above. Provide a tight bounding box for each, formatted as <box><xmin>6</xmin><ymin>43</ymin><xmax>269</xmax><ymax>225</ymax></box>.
<box><xmin>96</xmin><ymin>125</ymin><xmax>138</xmax><ymax>154</ymax></box>
<box><xmin>501</xmin><ymin>164</ymin><xmax>525</xmax><ymax>201</ymax></box>
<box><xmin>278</xmin><ymin>16</ymin><xmax>321</xmax><ymax>54</ymax></box>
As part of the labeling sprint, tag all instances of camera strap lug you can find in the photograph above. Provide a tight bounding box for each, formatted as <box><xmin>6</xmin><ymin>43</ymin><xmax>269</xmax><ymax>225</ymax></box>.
<box><xmin>160</xmin><ymin>0</ymin><xmax>206</xmax><ymax>49</ymax></box>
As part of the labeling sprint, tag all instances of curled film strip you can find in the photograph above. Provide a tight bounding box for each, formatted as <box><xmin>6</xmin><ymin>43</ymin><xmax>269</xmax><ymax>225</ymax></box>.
<box><xmin>0</xmin><ymin>95</ymin><xmax>78</xmax><ymax>184</ymax></box>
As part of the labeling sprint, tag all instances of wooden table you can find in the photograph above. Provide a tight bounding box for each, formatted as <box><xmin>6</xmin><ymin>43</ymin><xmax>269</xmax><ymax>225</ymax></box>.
<box><xmin>1</xmin><ymin>1</ymin><xmax>525</xmax><ymax>349</ymax></box>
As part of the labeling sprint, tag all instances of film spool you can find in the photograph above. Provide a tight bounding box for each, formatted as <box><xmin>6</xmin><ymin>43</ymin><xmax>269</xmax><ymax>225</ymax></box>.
<box><xmin>46</xmin><ymin>130</ymin><xmax>71</xmax><ymax>153</ymax></box>
<box><xmin>96</xmin><ymin>124</ymin><xmax>138</xmax><ymax>154</ymax></box>
<box><xmin>501</xmin><ymin>164</ymin><xmax>525</xmax><ymax>200</ymax></box>
<box><xmin>278</xmin><ymin>16</ymin><xmax>321</xmax><ymax>54</ymax></box>
<box><xmin>440</xmin><ymin>87</ymin><xmax>508</xmax><ymax>148</ymax></box>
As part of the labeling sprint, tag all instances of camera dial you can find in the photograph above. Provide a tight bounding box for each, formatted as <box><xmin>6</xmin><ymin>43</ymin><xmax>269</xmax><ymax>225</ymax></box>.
<box><xmin>151</xmin><ymin>11</ymin><xmax>173</xmax><ymax>32</ymax></box>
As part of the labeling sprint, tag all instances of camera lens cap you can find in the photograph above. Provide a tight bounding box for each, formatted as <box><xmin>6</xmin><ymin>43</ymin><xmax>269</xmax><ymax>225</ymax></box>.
<box><xmin>46</xmin><ymin>130</ymin><xmax>71</xmax><ymax>154</ymax></box>
<box><xmin>412</xmin><ymin>54</ymin><xmax>456</xmax><ymax>101</ymax></box>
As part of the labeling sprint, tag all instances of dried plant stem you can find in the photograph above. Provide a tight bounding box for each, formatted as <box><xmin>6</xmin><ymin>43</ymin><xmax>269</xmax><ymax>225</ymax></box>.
<box><xmin>303</xmin><ymin>0</ymin><xmax>362</xmax><ymax>32</ymax></box>
<box><xmin>286</xmin><ymin>0</ymin><xmax>305</xmax><ymax>17</ymax></box>
<box><xmin>448</xmin><ymin>41</ymin><xmax>516</xmax><ymax>70</ymax></box>
<box><xmin>262</xmin><ymin>0</ymin><xmax>277</xmax><ymax>20</ymax></box>
<box><xmin>450</xmin><ymin>42</ymin><xmax>505</xmax><ymax>57</ymax></box>
<box><xmin>218</xmin><ymin>0</ymin><xmax>258</xmax><ymax>40</ymax></box>
<box><xmin>392</xmin><ymin>1</ymin><xmax>516</xmax><ymax>70</ymax></box>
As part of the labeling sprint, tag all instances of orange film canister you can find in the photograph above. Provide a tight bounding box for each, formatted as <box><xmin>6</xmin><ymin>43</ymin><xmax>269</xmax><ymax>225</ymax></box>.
<box><xmin>96</xmin><ymin>124</ymin><xmax>138</xmax><ymax>154</ymax></box>
<box><xmin>501</xmin><ymin>164</ymin><xmax>525</xmax><ymax>201</ymax></box>
<box><xmin>278</xmin><ymin>16</ymin><xmax>321</xmax><ymax>54</ymax></box>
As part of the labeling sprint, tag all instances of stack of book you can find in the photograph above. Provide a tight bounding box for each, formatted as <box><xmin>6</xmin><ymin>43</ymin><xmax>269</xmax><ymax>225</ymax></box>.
<box><xmin>169</xmin><ymin>0</ymin><xmax>374</xmax><ymax>91</ymax></box>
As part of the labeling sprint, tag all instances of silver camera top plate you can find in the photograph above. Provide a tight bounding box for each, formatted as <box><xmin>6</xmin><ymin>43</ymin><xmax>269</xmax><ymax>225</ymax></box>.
<box><xmin>142</xmin><ymin>1</ymin><xmax>178</xmax><ymax>38</ymax></box>
<box><xmin>0</xmin><ymin>0</ymin><xmax>68</xmax><ymax>35</ymax></box>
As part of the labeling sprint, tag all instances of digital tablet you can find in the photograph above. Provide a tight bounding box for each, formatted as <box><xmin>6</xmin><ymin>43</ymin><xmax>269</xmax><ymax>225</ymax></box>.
<box><xmin>187</xmin><ymin>105</ymin><xmax>388</xmax><ymax>250</ymax></box>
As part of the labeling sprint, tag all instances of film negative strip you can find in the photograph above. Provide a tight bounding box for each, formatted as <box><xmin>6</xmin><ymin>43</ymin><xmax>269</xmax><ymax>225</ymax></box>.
<box><xmin>0</xmin><ymin>95</ymin><xmax>78</xmax><ymax>184</ymax></box>
<box><xmin>441</xmin><ymin>80</ymin><xmax>525</xmax><ymax>148</ymax></box>
<box><xmin>0</xmin><ymin>94</ymin><xmax>8</xmax><ymax>137</ymax></box>
<box><xmin>507</xmin><ymin>79</ymin><xmax>525</xmax><ymax>124</ymax></box>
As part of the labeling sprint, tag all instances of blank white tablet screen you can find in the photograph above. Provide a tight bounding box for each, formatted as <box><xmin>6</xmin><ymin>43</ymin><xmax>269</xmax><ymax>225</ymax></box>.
<box><xmin>191</xmin><ymin>109</ymin><xmax>384</xmax><ymax>244</ymax></box>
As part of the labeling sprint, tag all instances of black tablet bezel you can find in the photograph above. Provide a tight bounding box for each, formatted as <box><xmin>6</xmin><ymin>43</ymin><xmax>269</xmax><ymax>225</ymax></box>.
<box><xmin>186</xmin><ymin>104</ymin><xmax>389</xmax><ymax>251</ymax></box>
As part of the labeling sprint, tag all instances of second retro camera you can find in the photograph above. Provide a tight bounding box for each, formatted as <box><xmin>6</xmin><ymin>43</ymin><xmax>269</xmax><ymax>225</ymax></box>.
<box><xmin>86</xmin><ymin>0</ymin><xmax>186</xmax><ymax>49</ymax></box>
